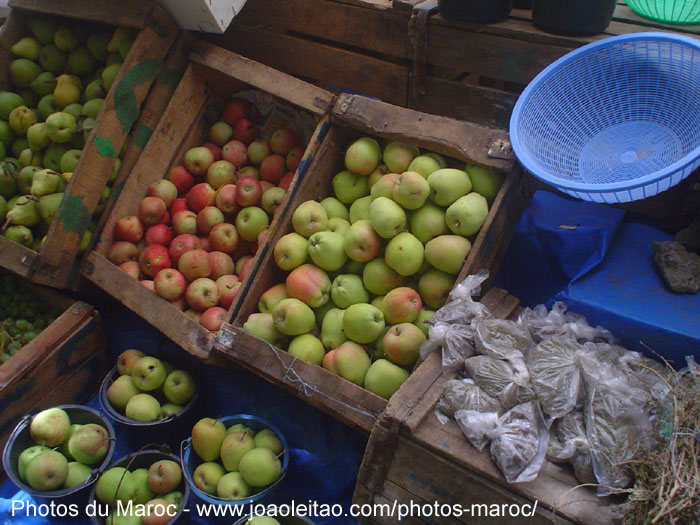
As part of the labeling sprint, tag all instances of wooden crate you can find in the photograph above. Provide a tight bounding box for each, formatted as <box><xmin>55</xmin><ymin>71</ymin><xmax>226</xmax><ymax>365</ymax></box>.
<box><xmin>354</xmin><ymin>288</ymin><xmax>608</xmax><ymax>525</ymax></box>
<box><xmin>217</xmin><ymin>92</ymin><xmax>524</xmax><ymax>435</ymax></box>
<box><xmin>0</xmin><ymin>0</ymin><xmax>179</xmax><ymax>289</ymax></box>
<box><xmin>0</xmin><ymin>277</ymin><xmax>109</xmax><ymax>462</ymax></box>
<box><xmin>81</xmin><ymin>40</ymin><xmax>335</xmax><ymax>361</ymax></box>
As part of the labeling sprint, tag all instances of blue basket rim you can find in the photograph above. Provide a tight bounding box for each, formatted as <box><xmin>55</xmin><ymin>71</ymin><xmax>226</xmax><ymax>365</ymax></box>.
<box><xmin>510</xmin><ymin>32</ymin><xmax>700</xmax><ymax>193</ymax></box>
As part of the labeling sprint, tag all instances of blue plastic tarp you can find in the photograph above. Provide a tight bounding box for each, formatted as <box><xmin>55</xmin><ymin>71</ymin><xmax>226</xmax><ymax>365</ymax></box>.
<box><xmin>496</xmin><ymin>190</ymin><xmax>700</xmax><ymax>366</ymax></box>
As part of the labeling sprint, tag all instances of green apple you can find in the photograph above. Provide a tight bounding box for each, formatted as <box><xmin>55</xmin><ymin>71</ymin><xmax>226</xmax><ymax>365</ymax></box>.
<box><xmin>217</xmin><ymin>472</ymin><xmax>251</xmax><ymax>500</ymax></box>
<box><xmin>345</xmin><ymin>136</ymin><xmax>380</xmax><ymax>175</ymax></box>
<box><xmin>327</xmin><ymin>217</ymin><xmax>350</xmax><ymax>236</ymax></box>
<box><xmin>332</xmin><ymin>170</ymin><xmax>369</xmax><ymax>204</ymax></box>
<box><xmin>29</xmin><ymin>407</ymin><xmax>70</xmax><ymax>447</ymax></box>
<box><xmin>362</xmin><ymin>258</ymin><xmax>404</xmax><ymax>295</ymax></box>
<box><xmin>258</xmin><ymin>283</ymin><xmax>290</xmax><ymax>314</ymax></box>
<box><xmin>192</xmin><ymin>418</ymin><xmax>227</xmax><ymax>462</ymax></box>
<box><xmin>343</xmin><ymin>259</ymin><xmax>365</xmax><ymax>275</ymax></box>
<box><xmin>364</xmin><ymin>359</ymin><xmax>409</xmax><ymax>399</ymax></box>
<box><xmin>163</xmin><ymin>490</ymin><xmax>184</xmax><ymax>509</ymax></box>
<box><xmin>321</xmin><ymin>308</ymin><xmax>347</xmax><ymax>349</ymax></box>
<box><xmin>314</xmin><ymin>299</ymin><xmax>336</xmax><ymax>325</ymax></box>
<box><xmin>383</xmin><ymin>287</ymin><xmax>422</xmax><ymax>324</ymax></box>
<box><xmin>385</xmin><ymin>232</ymin><xmax>424</xmax><ymax>276</ymax></box>
<box><xmin>26</xmin><ymin>123</ymin><xmax>50</xmax><ymax>152</ymax></box>
<box><xmin>0</xmin><ymin>92</ymin><xmax>25</xmax><ymax>120</ymax></box>
<box><xmin>67</xmin><ymin>46</ymin><xmax>97</xmax><ymax>76</ymax></box>
<box><xmin>25</xmin><ymin>451</ymin><xmax>68</xmax><ymax>491</ymax></box>
<box><xmin>63</xmin><ymin>462</ymin><xmax>92</xmax><ymax>489</ymax></box>
<box><xmin>428</xmin><ymin>168</ymin><xmax>472</xmax><ymax>206</ymax></box>
<box><xmin>392</xmin><ymin>171</ymin><xmax>430</xmax><ymax>210</ymax></box>
<box><xmin>291</xmin><ymin>200</ymin><xmax>327</xmax><ymax>238</ymax></box>
<box><xmin>369</xmin><ymin>196</ymin><xmax>405</xmax><ymax>238</ymax></box>
<box><xmin>322</xmin><ymin>341</ymin><xmax>371</xmax><ymax>385</ymax></box>
<box><xmin>425</xmin><ymin>235</ymin><xmax>471</xmax><ymax>274</ymax></box>
<box><xmin>383</xmin><ymin>323</ymin><xmax>425</xmax><ymax>367</ymax></box>
<box><xmin>227</xmin><ymin>424</ymin><xmax>254</xmax><ymax>437</ymax></box>
<box><xmin>131</xmin><ymin>468</ymin><xmax>155</xmax><ymax>504</ymax></box>
<box><xmin>84</xmin><ymin>78</ymin><xmax>106</xmax><ymax>101</ymax></box>
<box><xmin>331</xmin><ymin>274</ymin><xmax>369</xmax><ymax>308</ymax></box>
<box><xmin>271</xmin><ymin>298</ymin><xmax>315</xmax><ymax>336</ymax></box>
<box><xmin>343</xmin><ymin>220</ymin><xmax>381</xmax><ymax>262</ymax></box>
<box><xmin>18</xmin><ymin>446</ymin><xmax>51</xmax><ymax>482</ymax></box>
<box><xmin>10</xmin><ymin>59</ymin><xmax>42</xmax><ymax>86</ymax></box>
<box><xmin>37</xmin><ymin>94</ymin><xmax>59</xmax><ymax>120</ymax></box>
<box><xmin>288</xmin><ymin>334</ymin><xmax>325</xmax><ymax>365</ymax></box>
<box><xmin>249</xmin><ymin>518</ymin><xmax>281</xmax><ymax>525</ymax></box>
<box><xmin>308</xmin><ymin>231</ymin><xmax>347</xmax><ymax>271</ymax></box>
<box><xmin>407</xmin><ymin>154</ymin><xmax>442</xmax><ymax>178</ymax></box>
<box><xmin>63</xmin><ymin>103</ymin><xmax>82</xmax><ymax>121</ymax></box>
<box><xmin>254</xmin><ymin>428</ymin><xmax>283</xmax><ymax>455</ymax></box>
<box><xmin>130</xmin><ymin>356</ymin><xmax>166</xmax><ymax>391</ymax></box>
<box><xmin>9</xmin><ymin>106</ymin><xmax>37</xmax><ymax>135</ymax></box>
<box><xmin>274</xmin><ymin>232</ymin><xmax>308</xmax><ymax>271</ymax></box>
<box><xmin>96</xmin><ymin>467</ymin><xmax>135</xmax><ymax>504</ymax></box>
<box><xmin>343</xmin><ymin>303</ymin><xmax>384</xmax><ymax>344</ymax></box>
<box><xmin>383</xmin><ymin>141</ymin><xmax>419</xmax><ymax>173</ymax></box>
<box><xmin>163</xmin><ymin>370</ymin><xmax>196</xmax><ymax>405</ymax></box>
<box><xmin>348</xmin><ymin>195</ymin><xmax>372</xmax><ymax>223</ymax></box>
<box><xmin>161</xmin><ymin>403</ymin><xmax>184</xmax><ymax>418</ymax></box>
<box><xmin>418</xmin><ymin>268</ymin><xmax>454</xmax><ymax>309</ymax></box>
<box><xmin>38</xmin><ymin>44</ymin><xmax>66</xmax><ymax>74</ymax></box>
<box><xmin>192</xmin><ymin>462</ymin><xmax>225</xmax><ymax>495</ymax></box>
<box><xmin>125</xmin><ymin>393</ymin><xmax>161</xmax><ymax>422</ymax></box>
<box><xmin>414</xmin><ymin>309</ymin><xmax>435</xmax><ymax>337</ymax></box>
<box><xmin>445</xmin><ymin>193</ymin><xmax>489</xmax><ymax>236</ymax></box>
<box><xmin>371</xmin><ymin>295</ymin><xmax>384</xmax><ymax>311</ymax></box>
<box><xmin>410</xmin><ymin>202</ymin><xmax>447</xmax><ymax>244</ymax></box>
<box><xmin>59</xmin><ymin>149</ymin><xmax>81</xmax><ymax>173</ymax></box>
<box><xmin>465</xmin><ymin>163</ymin><xmax>504</xmax><ymax>202</ymax></box>
<box><xmin>370</xmin><ymin>173</ymin><xmax>399</xmax><ymax>200</ymax></box>
<box><xmin>82</xmin><ymin>98</ymin><xmax>104</xmax><ymax>119</ymax></box>
<box><xmin>42</xmin><ymin>143</ymin><xmax>69</xmax><ymax>171</ymax></box>
<box><xmin>67</xmin><ymin>423</ymin><xmax>109</xmax><ymax>465</ymax></box>
<box><xmin>147</xmin><ymin>459</ymin><xmax>181</xmax><ymax>494</ymax></box>
<box><xmin>320</xmin><ymin>196</ymin><xmax>349</xmax><ymax>220</ymax></box>
<box><xmin>238</xmin><ymin>448</ymin><xmax>282</xmax><ymax>487</ymax></box>
<box><xmin>45</xmin><ymin>111</ymin><xmax>76</xmax><ymax>143</ymax></box>
<box><xmin>368</xmin><ymin>164</ymin><xmax>388</xmax><ymax>189</ymax></box>
<box><xmin>243</xmin><ymin>313</ymin><xmax>282</xmax><ymax>344</ymax></box>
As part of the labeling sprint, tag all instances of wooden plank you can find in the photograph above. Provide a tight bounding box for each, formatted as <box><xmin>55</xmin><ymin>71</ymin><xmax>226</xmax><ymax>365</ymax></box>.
<box><xmin>0</xmin><ymin>237</ymin><xmax>37</xmax><ymax>280</ymax></box>
<box><xmin>216</xmin><ymin>22</ymin><xmax>409</xmax><ymax>106</ymax></box>
<box><xmin>332</xmin><ymin>93</ymin><xmax>514</xmax><ymax>171</ymax></box>
<box><xmin>189</xmin><ymin>40</ymin><xmax>336</xmax><ymax>118</ymax></box>
<box><xmin>8</xmin><ymin>0</ymin><xmax>153</xmax><ymax>28</ymax></box>
<box><xmin>232</xmin><ymin>0</ymin><xmax>410</xmax><ymax>59</ymax></box>
<box><xmin>83</xmin><ymin>253</ymin><xmax>214</xmax><ymax>360</ymax></box>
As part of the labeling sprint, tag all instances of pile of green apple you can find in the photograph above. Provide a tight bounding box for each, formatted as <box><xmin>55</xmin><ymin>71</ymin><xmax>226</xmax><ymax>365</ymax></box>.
<box><xmin>243</xmin><ymin>137</ymin><xmax>504</xmax><ymax>398</ymax></box>
<box><xmin>15</xmin><ymin>407</ymin><xmax>110</xmax><ymax>491</ymax></box>
<box><xmin>105</xmin><ymin>349</ymin><xmax>196</xmax><ymax>422</ymax></box>
<box><xmin>0</xmin><ymin>270</ymin><xmax>62</xmax><ymax>363</ymax></box>
<box><xmin>95</xmin><ymin>457</ymin><xmax>184</xmax><ymax>525</ymax></box>
<box><xmin>0</xmin><ymin>17</ymin><xmax>133</xmax><ymax>250</ymax></box>
<box><xmin>189</xmin><ymin>418</ymin><xmax>284</xmax><ymax>500</ymax></box>
<box><xmin>107</xmin><ymin>97</ymin><xmax>305</xmax><ymax>333</ymax></box>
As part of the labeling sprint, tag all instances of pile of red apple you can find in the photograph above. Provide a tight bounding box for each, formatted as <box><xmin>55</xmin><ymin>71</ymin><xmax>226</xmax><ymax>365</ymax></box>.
<box><xmin>107</xmin><ymin>97</ymin><xmax>306</xmax><ymax>332</ymax></box>
<box><xmin>243</xmin><ymin>136</ymin><xmax>504</xmax><ymax>399</ymax></box>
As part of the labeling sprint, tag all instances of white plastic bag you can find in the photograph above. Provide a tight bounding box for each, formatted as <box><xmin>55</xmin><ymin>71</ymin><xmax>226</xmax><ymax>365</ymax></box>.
<box><xmin>474</xmin><ymin>319</ymin><xmax>533</xmax><ymax>361</ymax></box>
<box><xmin>465</xmin><ymin>355</ymin><xmax>536</xmax><ymax>410</ymax></box>
<box><xmin>435</xmin><ymin>378</ymin><xmax>502</xmax><ymax>423</ymax></box>
<box><xmin>420</xmin><ymin>322</ymin><xmax>476</xmax><ymax>372</ymax></box>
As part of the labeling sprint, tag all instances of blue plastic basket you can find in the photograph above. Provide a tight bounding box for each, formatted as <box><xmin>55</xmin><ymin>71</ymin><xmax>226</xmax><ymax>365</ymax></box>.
<box><xmin>510</xmin><ymin>33</ymin><xmax>700</xmax><ymax>203</ymax></box>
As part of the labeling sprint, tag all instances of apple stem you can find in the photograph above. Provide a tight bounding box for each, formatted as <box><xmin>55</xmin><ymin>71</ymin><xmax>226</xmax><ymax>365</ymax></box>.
<box><xmin>275</xmin><ymin>450</ymin><xmax>286</xmax><ymax>459</ymax></box>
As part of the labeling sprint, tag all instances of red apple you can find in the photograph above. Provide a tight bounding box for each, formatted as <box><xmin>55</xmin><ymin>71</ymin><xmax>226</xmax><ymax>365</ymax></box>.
<box><xmin>208</xmin><ymin>251</ymin><xmax>235</xmax><ymax>280</ymax></box>
<box><xmin>118</xmin><ymin>260</ymin><xmax>140</xmax><ymax>279</ymax></box>
<box><xmin>172</xmin><ymin>210</ymin><xmax>197</xmax><ymax>235</ymax></box>
<box><xmin>154</xmin><ymin>268</ymin><xmax>186</xmax><ymax>301</ymax></box>
<box><xmin>279</xmin><ymin>172</ymin><xmax>294</xmax><ymax>190</ymax></box>
<box><xmin>222</xmin><ymin>99</ymin><xmax>252</xmax><ymax>126</ymax></box>
<box><xmin>114</xmin><ymin>216</ymin><xmax>144</xmax><ymax>243</ymax></box>
<box><xmin>216</xmin><ymin>275</ymin><xmax>241</xmax><ymax>309</ymax></box>
<box><xmin>157</xmin><ymin>211</ymin><xmax>171</xmax><ymax>226</ymax></box>
<box><xmin>169</xmin><ymin>233</ymin><xmax>202</xmax><ymax>263</ymax></box>
<box><xmin>200</xmin><ymin>307</ymin><xmax>227</xmax><ymax>331</ymax></box>
<box><xmin>196</xmin><ymin>206</ymin><xmax>224</xmax><ymax>235</ymax></box>
<box><xmin>208</xmin><ymin>121</ymin><xmax>233</xmax><ymax>147</ymax></box>
<box><xmin>235</xmin><ymin>177</ymin><xmax>262</xmax><ymax>207</ymax></box>
<box><xmin>140</xmin><ymin>280</ymin><xmax>155</xmax><ymax>291</ymax></box>
<box><xmin>147</xmin><ymin>180</ymin><xmax>178</xmax><ymax>207</ymax></box>
<box><xmin>145</xmin><ymin>224</ymin><xmax>172</xmax><ymax>246</ymax></box>
<box><xmin>185</xmin><ymin>278</ymin><xmax>219</xmax><ymax>311</ymax></box>
<box><xmin>206</xmin><ymin>160</ymin><xmax>235</xmax><ymax>189</ymax></box>
<box><xmin>239</xmin><ymin>257</ymin><xmax>254</xmax><ymax>280</ymax></box>
<box><xmin>270</xmin><ymin>128</ymin><xmax>300</xmax><ymax>156</ymax></box>
<box><xmin>202</xmin><ymin>142</ymin><xmax>222</xmax><ymax>162</ymax></box>
<box><xmin>286</xmin><ymin>147</ymin><xmax>303</xmax><ymax>172</ymax></box>
<box><xmin>167</xmin><ymin>166</ymin><xmax>195</xmax><ymax>195</ymax></box>
<box><xmin>209</xmin><ymin>223</ymin><xmax>239</xmax><ymax>253</ymax></box>
<box><xmin>171</xmin><ymin>198</ymin><xmax>189</xmax><ymax>216</ymax></box>
<box><xmin>178</xmin><ymin>249</ymin><xmax>211</xmax><ymax>281</ymax></box>
<box><xmin>232</xmin><ymin>119</ymin><xmax>259</xmax><ymax>145</ymax></box>
<box><xmin>138</xmin><ymin>197</ymin><xmax>167</xmax><ymax>226</ymax></box>
<box><xmin>139</xmin><ymin>244</ymin><xmax>171</xmax><ymax>277</ymax></box>
<box><xmin>221</xmin><ymin>140</ymin><xmax>248</xmax><ymax>168</ymax></box>
<box><xmin>186</xmin><ymin>183</ymin><xmax>216</xmax><ymax>212</ymax></box>
<box><xmin>235</xmin><ymin>255</ymin><xmax>252</xmax><ymax>276</ymax></box>
<box><xmin>108</xmin><ymin>241</ymin><xmax>138</xmax><ymax>265</ymax></box>
<box><xmin>215</xmin><ymin>184</ymin><xmax>238</xmax><ymax>214</ymax></box>
<box><xmin>184</xmin><ymin>146</ymin><xmax>215</xmax><ymax>176</ymax></box>
<box><xmin>198</xmin><ymin>235</ymin><xmax>211</xmax><ymax>252</ymax></box>
<box><xmin>259</xmin><ymin>181</ymin><xmax>274</xmax><ymax>193</ymax></box>
<box><xmin>236</xmin><ymin>166</ymin><xmax>259</xmax><ymax>180</ymax></box>
<box><xmin>260</xmin><ymin>154</ymin><xmax>285</xmax><ymax>183</ymax></box>
<box><xmin>169</xmin><ymin>297</ymin><xmax>187</xmax><ymax>311</ymax></box>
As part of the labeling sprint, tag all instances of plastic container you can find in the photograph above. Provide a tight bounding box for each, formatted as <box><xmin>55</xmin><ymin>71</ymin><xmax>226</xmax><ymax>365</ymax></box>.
<box><xmin>532</xmin><ymin>0</ymin><xmax>616</xmax><ymax>35</ymax></box>
<box><xmin>99</xmin><ymin>366</ymin><xmax>200</xmax><ymax>451</ymax></box>
<box><xmin>181</xmin><ymin>415</ymin><xmax>289</xmax><ymax>521</ymax></box>
<box><xmin>438</xmin><ymin>0</ymin><xmax>513</xmax><ymax>23</ymax></box>
<box><xmin>2</xmin><ymin>405</ymin><xmax>116</xmax><ymax>509</ymax></box>
<box><xmin>626</xmin><ymin>0</ymin><xmax>700</xmax><ymax>24</ymax></box>
<box><xmin>87</xmin><ymin>448</ymin><xmax>190</xmax><ymax>525</ymax></box>
<box><xmin>510</xmin><ymin>33</ymin><xmax>700</xmax><ymax>203</ymax></box>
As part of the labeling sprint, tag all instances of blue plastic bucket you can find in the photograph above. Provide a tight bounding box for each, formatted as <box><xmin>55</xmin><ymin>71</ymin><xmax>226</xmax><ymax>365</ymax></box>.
<box><xmin>2</xmin><ymin>405</ymin><xmax>116</xmax><ymax>513</ymax></box>
<box><xmin>181</xmin><ymin>414</ymin><xmax>289</xmax><ymax>522</ymax></box>
<box><xmin>87</xmin><ymin>448</ymin><xmax>190</xmax><ymax>524</ymax></box>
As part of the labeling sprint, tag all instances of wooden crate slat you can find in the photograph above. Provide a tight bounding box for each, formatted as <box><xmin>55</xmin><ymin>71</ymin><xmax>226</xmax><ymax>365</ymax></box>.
<box><xmin>7</xmin><ymin>0</ymin><xmax>152</xmax><ymax>28</ymax></box>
